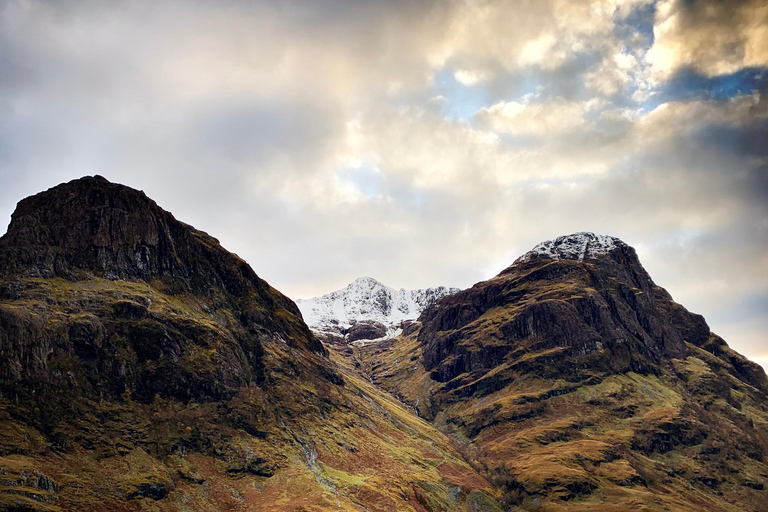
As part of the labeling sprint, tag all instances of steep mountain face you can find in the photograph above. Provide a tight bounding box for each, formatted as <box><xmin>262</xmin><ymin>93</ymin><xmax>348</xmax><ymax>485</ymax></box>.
<box><xmin>297</xmin><ymin>276</ymin><xmax>459</xmax><ymax>344</ymax></box>
<box><xmin>0</xmin><ymin>177</ymin><xmax>501</xmax><ymax>512</ymax></box>
<box><xmin>0</xmin><ymin>176</ymin><xmax>323</xmax><ymax>405</ymax></box>
<box><xmin>359</xmin><ymin>233</ymin><xmax>768</xmax><ymax>511</ymax></box>
<box><xmin>421</xmin><ymin>232</ymin><xmax>704</xmax><ymax>383</ymax></box>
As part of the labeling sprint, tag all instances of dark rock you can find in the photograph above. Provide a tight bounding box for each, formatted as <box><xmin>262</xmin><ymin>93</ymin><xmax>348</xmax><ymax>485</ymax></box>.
<box><xmin>693</xmin><ymin>476</ymin><xmax>721</xmax><ymax>490</ymax></box>
<box><xmin>345</xmin><ymin>320</ymin><xmax>387</xmax><ymax>342</ymax></box>
<box><xmin>742</xmin><ymin>480</ymin><xmax>765</xmax><ymax>490</ymax></box>
<box><xmin>226</xmin><ymin>457</ymin><xmax>277</xmax><ymax>478</ymax></box>
<box><xmin>0</xmin><ymin>176</ymin><xmax>321</xmax><ymax>351</ymax></box>
<box><xmin>0</xmin><ymin>469</ymin><xmax>60</xmax><ymax>496</ymax></box>
<box><xmin>560</xmin><ymin>479</ymin><xmax>598</xmax><ymax>500</ymax></box>
<box><xmin>631</xmin><ymin>416</ymin><xmax>708</xmax><ymax>454</ymax></box>
<box><xmin>401</xmin><ymin>320</ymin><xmax>420</xmax><ymax>337</ymax></box>
<box><xmin>177</xmin><ymin>467</ymin><xmax>205</xmax><ymax>484</ymax></box>
<box><xmin>112</xmin><ymin>300</ymin><xmax>149</xmax><ymax>320</ymax></box>
<box><xmin>127</xmin><ymin>481</ymin><xmax>168</xmax><ymax>500</ymax></box>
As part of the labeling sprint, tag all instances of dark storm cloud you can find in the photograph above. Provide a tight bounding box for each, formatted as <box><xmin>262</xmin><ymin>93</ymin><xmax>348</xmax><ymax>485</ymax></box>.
<box><xmin>672</xmin><ymin>0</ymin><xmax>767</xmax><ymax>66</ymax></box>
<box><xmin>648</xmin><ymin>0</ymin><xmax>768</xmax><ymax>78</ymax></box>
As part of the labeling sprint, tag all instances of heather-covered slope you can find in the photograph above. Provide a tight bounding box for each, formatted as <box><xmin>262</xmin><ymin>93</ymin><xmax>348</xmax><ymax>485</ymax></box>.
<box><xmin>0</xmin><ymin>176</ymin><xmax>501</xmax><ymax>511</ymax></box>
<box><xmin>357</xmin><ymin>233</ymin><xmax>768</xmax><ymax>511</ymax></box>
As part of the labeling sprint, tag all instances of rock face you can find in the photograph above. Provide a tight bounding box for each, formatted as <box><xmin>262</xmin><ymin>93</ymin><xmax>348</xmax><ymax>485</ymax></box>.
<box><xmin>420</xmin><ymin>232</ymin><xmax>712</xmax><ymax>384</ymax></box>
<box><xmin>359</xmin><ymin>232</ymin><xmax>768</xmax><ymax>512</ymax></box>
<box><xmin>297</xmin><ymin>276</ymin><xmax>459</xmax><ymax>344</ymax></box>
<box><xmin>2</xmin><ymin>176</ymin><xmax>308</xmax><ymax>310</ymax></box>
<box><xmin>0</xmin><ymin>176</ymin><xmax>501</xmax><ymax>512</ymax></box>
<box><xmin>0</xmin><ymin>176</ymin><xmax>323</xmax><ymax>405</ymax></box>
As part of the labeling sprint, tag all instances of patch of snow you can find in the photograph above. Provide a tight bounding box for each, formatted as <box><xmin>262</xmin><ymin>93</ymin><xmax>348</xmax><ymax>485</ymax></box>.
<box><xmin>514</xmin><ymin>232</ymin><xmax>623</xmax><ymax>264</ymax></box>
<box><xmin>349</xmin><ymin>339</ymin><xmax>381</xmax><ymax>348</ymax></box>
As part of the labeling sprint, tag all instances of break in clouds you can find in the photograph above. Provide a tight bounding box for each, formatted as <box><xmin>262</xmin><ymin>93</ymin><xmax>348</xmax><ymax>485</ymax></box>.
<box><xmin>0</xmin><ymin>0</ymin><xmax>766</xmax><ymax>366</ymax></box>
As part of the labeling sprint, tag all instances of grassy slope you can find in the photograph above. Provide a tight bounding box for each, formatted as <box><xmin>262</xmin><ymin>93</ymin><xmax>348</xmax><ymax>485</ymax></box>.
<box><xmin>355</xmin><ymin>323</ymin><xmax>768</xmax><ymax>511</ymax></box>
<box><xmin>0</xmin><ymin>277</ymin><xmax>501</xmax><ymax>512</ymax></box>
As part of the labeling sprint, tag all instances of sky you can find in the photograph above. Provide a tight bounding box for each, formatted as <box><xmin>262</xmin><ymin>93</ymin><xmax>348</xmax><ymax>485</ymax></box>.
<box><xmin>0</xmin><ymin>0</ymin><xmax>766</xmax><ymax>368</ymax></box>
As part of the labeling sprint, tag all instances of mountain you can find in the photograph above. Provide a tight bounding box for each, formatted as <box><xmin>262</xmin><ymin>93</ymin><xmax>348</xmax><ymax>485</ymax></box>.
<box><xmin>357</xmin><ymin>232</ymin><xmax>768</xmax><ymax>511</ymax></box>
<box><xmin>296</xmin><ymin>276</ymin><xmax>459</xmax><ymax>344</ymax></box>
<box><xmin>5</xmin><ymin>180</ymin><xmax>766</xmax><ymax>512</ymax></box>
<box><xmin>0</xmin><ymin>176</ymin><xmax>501</xmax><ymax>512</ymax></box>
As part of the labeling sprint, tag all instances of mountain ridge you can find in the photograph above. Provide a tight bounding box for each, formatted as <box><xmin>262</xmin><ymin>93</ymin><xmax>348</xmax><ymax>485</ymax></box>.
<box><xmin>352</xmin><ymin>232</ymin><xmax>768</xmax><ymax>511</ymax></box>
<box><xmin>2</xmin><ymin>178</ymin><xmax>766</xmax><ymax>512</ymax></box>
<box><xmin>513</xmin><ymin>232</ymin><xmax>623</xmax><ymax>264</ymax></box>
<box><xmin>297</xmin><ymin>276</ymin><xmax>459</xmax><ymax>344</ymax></box>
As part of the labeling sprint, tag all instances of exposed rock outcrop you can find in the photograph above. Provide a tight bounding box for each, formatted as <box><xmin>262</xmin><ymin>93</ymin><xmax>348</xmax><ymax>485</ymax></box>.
<box><xmin>419</xmin><ymin>232</ymin><xmax>729</xmax><ymax>386</ymax></box>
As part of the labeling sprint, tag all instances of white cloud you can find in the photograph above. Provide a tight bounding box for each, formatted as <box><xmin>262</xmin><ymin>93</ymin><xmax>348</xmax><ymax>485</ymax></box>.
<box><xmin>585</xmin><ymin>51</ymin><xmax>638</xmax><ymax>96</ymax></box>
<box><xmin>477</xmin><ymin>97</ymin><xmax>589</xmax><ymax>136</ymax></box>
<box><xmin>453</xmin><ymin>69</ymin><xmax>489</xmax><ymax>86</ymax></box>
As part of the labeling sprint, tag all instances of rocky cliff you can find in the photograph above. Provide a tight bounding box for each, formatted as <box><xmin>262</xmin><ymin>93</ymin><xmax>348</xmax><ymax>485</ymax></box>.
<box><xmin>0</xmin><ymin>177</ymin><xmax>501</xmax><ymax>512</ymax></box>
<box><xmin>358</xmin><ymin>232</ymin><xmax>768</xmax><ymax>511</ymax></box>
<box><xmin>0</xmin><ymin>175</ymin><xmax>323</xmax><ymax>405</ymax></box>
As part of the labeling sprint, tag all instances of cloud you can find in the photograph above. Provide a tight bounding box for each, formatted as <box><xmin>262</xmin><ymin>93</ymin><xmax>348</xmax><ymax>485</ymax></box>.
<box><xmin>476</xmin><ymin>97</ymin><xmax>590</xmax><ymax>136</ymax></box>
<box><xmin>443</xmin><ymin>0</ymin><xmax>653</xmax><ymax>74</ymax></box>
<box><xmin>584</xmin><ymin>51</ymin><xmax>638</xmax><ymax>96</ymax></box>
<box><xmin>647</xmin><ymin>0</ymin><xmax>768</xmax><ymax>81</ymax></box>
<box><xmin>454</xmin><ymin>69</ymin><xmax>490</xmax><ymax>86</ymax></box>
<box><xmin>635</xmin><ymin>93</ymin><xmax>766</xmax><ymax>142</ymax></box>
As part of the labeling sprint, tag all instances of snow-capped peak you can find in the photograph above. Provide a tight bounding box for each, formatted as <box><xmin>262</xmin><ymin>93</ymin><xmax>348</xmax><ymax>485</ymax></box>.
<box><xmin>296</xmin><ymin>277</ymin><xmax>460</xmax><ymax>339</ymax></box>
<box><xmin>514</xmin><ymin>232</ymin><xmax>623</xmax><ymax>264</ymax></box>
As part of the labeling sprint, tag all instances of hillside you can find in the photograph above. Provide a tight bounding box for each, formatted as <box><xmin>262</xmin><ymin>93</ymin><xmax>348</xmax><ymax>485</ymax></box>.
<box><xmin>0</xmin><ymin>176</ymin><xmax>501</xmax><ymax>511</ymax></box>
<box><xmin>353</xmin><ymin>233</ymin><xmax>768</xmax><ymax>511</ymax></box>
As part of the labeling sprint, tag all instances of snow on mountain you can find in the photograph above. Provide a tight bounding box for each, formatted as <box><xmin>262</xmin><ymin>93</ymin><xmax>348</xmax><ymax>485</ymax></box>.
<box><xmin>514</xmin><ymin>232</ymin><xmax>623</xmax><ymax>264</ymax></box>
<box><xmin>296</xmin><ymin>277</ymin><xmax>460</xmax><ymax>343</ymax></box>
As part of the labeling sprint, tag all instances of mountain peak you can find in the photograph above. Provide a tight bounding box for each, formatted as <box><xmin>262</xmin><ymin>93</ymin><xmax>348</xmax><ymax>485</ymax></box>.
<box><xmin>515</xmin><ymin>232</ymin><xmax>625</xmax><ymax>264</ymax></box>
<box><xmin>0</xmin><ymin>175</ymin><xmax>324</xmax><ymax>354</ymax></box>
<box><xmin>350</xmin><ymin>276</ymin><xmax>384</xmax><ymax>287</ymax></box>
<box><xmin>369</xmin><ymin>236</ymin><xmax>768</xmax><ymax>512</ymax></box>
<box><xmin>297</xmin><ymin>278</ymin><xmax>460</xmax><ymax>344</ymax></box>
<box><xmin>0</xmin><ymin>175</ymin><xmax>234</xmax><ymax>288</ymax></box>
<box><xmin>1</xmin><ymin>175</ymin><xmax>178</xmax><ymax>281</ymax></box>
<box><xmin>0</xmin><ymin>178</ymin><xmax>503</xmax><ymax>511</ymax></box>
<box><xmin>505</xmin><ymin>231</ymin><xmax>656</xmax><ymax>305</ymax></box>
